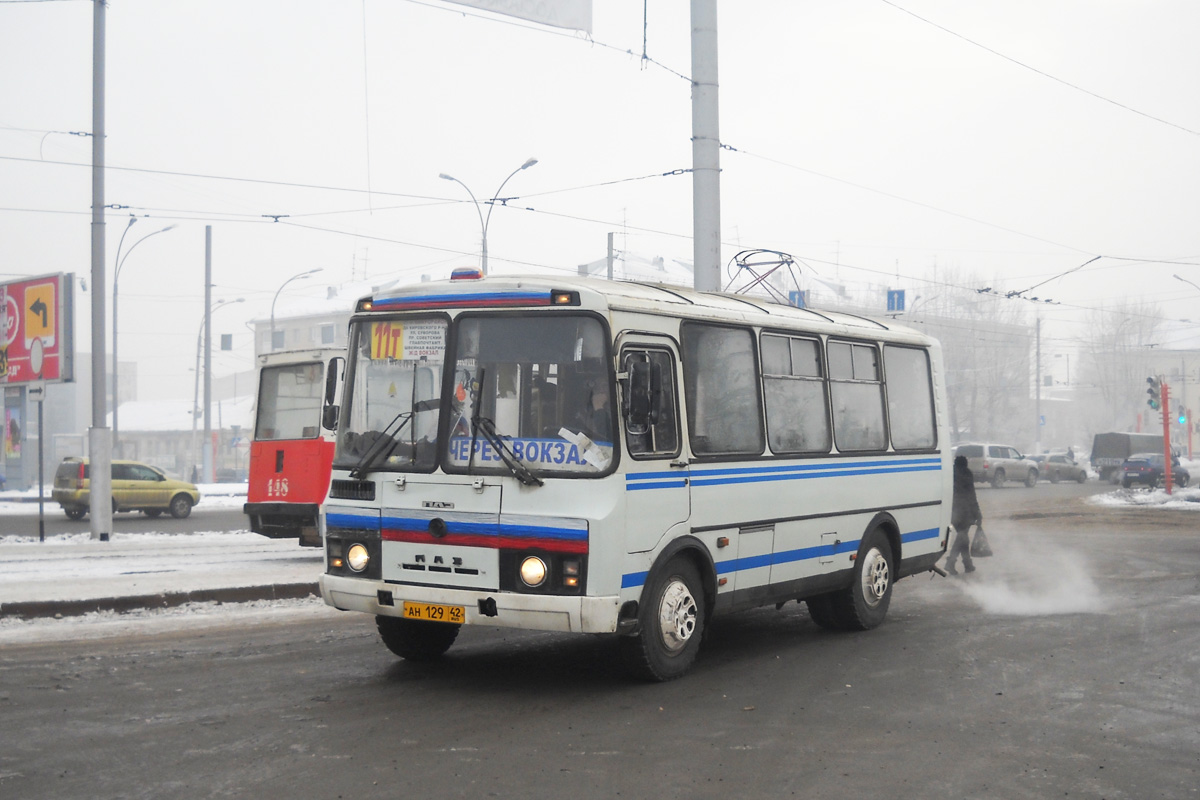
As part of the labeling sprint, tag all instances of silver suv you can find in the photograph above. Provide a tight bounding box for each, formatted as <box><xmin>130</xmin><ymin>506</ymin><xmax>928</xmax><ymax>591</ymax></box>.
<box><xmin>954</xmin><ymin>443</ymin><xmax>1039</xmax><ymax>488</ymax></box>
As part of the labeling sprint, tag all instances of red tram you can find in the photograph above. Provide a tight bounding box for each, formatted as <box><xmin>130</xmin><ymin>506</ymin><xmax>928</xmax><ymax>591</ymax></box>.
<box><xmin>244</xmin><ymin>348</ymin><xmax>341</xmax><ymax>546</ymax></box>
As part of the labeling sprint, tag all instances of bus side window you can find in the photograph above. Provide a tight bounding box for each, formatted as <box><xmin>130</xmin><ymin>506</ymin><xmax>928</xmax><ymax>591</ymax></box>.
<box><xmin>622</xmin><ymin>349</ymin><xmax>680</xmax><ymax>458</ymax></box>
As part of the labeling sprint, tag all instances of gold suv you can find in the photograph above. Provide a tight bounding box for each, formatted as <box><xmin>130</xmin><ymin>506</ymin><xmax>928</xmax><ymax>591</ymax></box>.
<box><xmin>52</xmin><ymin>458</ymin><xmax>202</xmax><ymax>520</ymax></box>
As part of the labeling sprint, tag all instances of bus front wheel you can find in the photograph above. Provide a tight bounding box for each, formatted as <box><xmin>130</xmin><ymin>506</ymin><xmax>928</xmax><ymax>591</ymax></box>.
<box><xmin>621</xmin><ymin>557</ymin><xmax>707</xmax><ymax>681</ymax></box>
<box><xmin>376</xmin><ymin>616</ymin><xmax>460</xmax><ymax>661</ymax></box>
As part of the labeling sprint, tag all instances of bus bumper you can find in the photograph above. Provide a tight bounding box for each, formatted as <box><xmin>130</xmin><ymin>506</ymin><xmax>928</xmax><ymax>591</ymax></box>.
<box><xmin>319</xmin><ymin>574</ymin><xmax>623</xmax><ymax>635</ymax></box>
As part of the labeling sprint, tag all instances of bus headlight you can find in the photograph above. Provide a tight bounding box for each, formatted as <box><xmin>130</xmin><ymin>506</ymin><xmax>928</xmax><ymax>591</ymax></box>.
<box><xmin>519</xmin><ymin>556</ymin><xmax>548</xmax><ymax>587</ymax></box>
<box><xmin>346</xmin><ymin>543</ymin><xmax>371</xmax><ymax>573</ymax></box>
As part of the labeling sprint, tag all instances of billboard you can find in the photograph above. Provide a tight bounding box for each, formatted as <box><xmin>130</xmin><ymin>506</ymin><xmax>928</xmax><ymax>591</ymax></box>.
<box><xmin>0</xmin><ymin>272</ymin><xmax>74</xmax><ymax>386</ymax></box>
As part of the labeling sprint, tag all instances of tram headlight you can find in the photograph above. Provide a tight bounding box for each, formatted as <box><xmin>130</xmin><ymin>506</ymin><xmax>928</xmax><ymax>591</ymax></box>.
<box><xmin>519</xmin><ymin>556</ymin><xmax>548</xmax><ymax>587</ymax></box>
<box><xmin>346</xmin><ymin>543</ymin><xmax>371</xmax><ymax>573</ymax></box>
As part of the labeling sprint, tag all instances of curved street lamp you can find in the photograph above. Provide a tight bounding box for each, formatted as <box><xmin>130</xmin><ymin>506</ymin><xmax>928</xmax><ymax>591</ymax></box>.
<box><xmin>439</xmin><ymin>157</ymin><xmax>538</xmax><ymax>275</ymax></box>
<box><xmin>1174</xmin><ymin>274</ymin><xmax>1200</xmax><ymax>295</ymax></box>
<box><xmin>191</xmin><ymin>297</ymin><xmax>244</xmax><ymax>480</ymax></box>
<box><xmin>270</xmin><ymin>268</ymin><xmax>323</xmax><ymax>351</ymax></box>
<box><xmin>112</xmin><ymin>218</ymin><xmax>177</xmax><ymax>456</ymax></box>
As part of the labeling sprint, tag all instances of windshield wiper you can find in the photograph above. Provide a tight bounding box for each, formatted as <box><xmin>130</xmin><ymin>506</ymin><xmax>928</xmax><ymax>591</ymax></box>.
<box><xmin>473</xmin><ymin>415</ymin><xmax>544</xmax><ymax>487</ymax></box>
<box><xmin>348</xmin><ymin>410</ymin><xmax>413</xmax><ymax>479</ymax></box>
<box><xmin>346</xmin><ymin>399</ymin><xmax>440</xmax><ymax>479</ymax></box>
<box><xmin>465</xmin><ymin>367</ymin><xmax>542</xmax><ymax>487</ymax></box>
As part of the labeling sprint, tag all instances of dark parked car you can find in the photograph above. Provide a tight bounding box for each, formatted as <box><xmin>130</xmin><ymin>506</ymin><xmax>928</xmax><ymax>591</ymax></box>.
<box><xmin>1120</xmin><ymin>452</ymin><xmax>1190</xmax><ymax>489</ymax></box>
<box><xmin>1031</xmin><ymin>454</ymin><xmax>1088</xmax><ymax>484</ymax></box>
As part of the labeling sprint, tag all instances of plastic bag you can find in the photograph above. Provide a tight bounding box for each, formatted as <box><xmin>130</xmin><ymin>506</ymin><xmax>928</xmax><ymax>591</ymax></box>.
<box><xmin>970</xmin><ymin>525</ymin><xmax>993</xmax><ymax>558</ymax></box>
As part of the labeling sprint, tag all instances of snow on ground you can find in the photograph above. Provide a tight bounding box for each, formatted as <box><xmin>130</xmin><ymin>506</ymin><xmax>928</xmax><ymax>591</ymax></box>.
<box><xmin>1086</xmin><ymin>485</ymin><xmax>1200</xmax><ymax>509</ymax></box>
<box><xmin>0</xmin><ymin>595</ymin><xmax>343</xmax><ymax>646</ymax></box>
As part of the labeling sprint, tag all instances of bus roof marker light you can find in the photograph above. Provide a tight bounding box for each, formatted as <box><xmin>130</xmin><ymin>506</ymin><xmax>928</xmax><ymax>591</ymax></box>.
<box><xmin>451</xmin><ymin>267</ymin><xmax>484</xmax><ymax>281</ymax></box>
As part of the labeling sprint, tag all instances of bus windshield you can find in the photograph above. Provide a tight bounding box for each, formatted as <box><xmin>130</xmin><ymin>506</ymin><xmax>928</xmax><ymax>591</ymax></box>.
<box><xmin>334</xmin><ymin>313</ymin><xmax>614</xmax><ymax>477</ymax></box>
<box><xmin>446</xmin><ymin>314</ymin><xmax>613</xmax><ymax>478</ymax></box>
<box><xmin>254</xmin><ymin>361</ymin><xmax>326</xmax><ymax>440</ymax></box>
<box><xmin>337</xmin><ymin>316</ymin><xmax>447</xmax><ymax>473</ymax></box>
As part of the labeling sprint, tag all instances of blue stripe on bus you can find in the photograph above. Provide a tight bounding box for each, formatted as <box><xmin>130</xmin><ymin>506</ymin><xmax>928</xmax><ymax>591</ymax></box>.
<box><xmin>715</xmin><ymin>538</ymin><xmax>863</xmax><ymax>575</ymax></box>
<box><xmin>326</xmin><ymin>513</ymin><xmax>381</xmax><ymax>530</ymax></box>
<box><xmin>691</xmin><ymin>464</ymin><xmax>940</xmax><ymax>487</ymax></box>
<box><xmin>625</xmin><ymin>457</ymin><xmax>941</xmax><ymax>491</ymax></box>
<box><xmin>381</xmin><ymin>515</ymin><xmax>588</xmax><ymax>542</ymax></box>
<box><xmin>900</xmin><ymin>527</ymin><xmax>940</xmax><ymax>543</ymax></box>
<box><xmin>373</xmin><ymin>291</ymin><xmax>547</xmax><ymax>307</ymax></box>
<box><xmin>620</xmin><ymin>527</ymin><xmax>940</xmax><ymax>589</ymax></box>
<box><xmin>327</xmin><ymin>512</ymin><xmax>586</xmax><ymax>542</ymax></box>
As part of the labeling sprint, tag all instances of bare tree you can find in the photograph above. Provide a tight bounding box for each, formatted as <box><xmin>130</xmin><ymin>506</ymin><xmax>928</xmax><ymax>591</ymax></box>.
<box><xmin>1076</xmin><ymin>301</ymin><xmax>1164</xmax><ymax>436</ymax></box>
<box><xmin>905</xmin><ymin>272</ymin><xmax>1032</xmax><ymax>445</ymax></box>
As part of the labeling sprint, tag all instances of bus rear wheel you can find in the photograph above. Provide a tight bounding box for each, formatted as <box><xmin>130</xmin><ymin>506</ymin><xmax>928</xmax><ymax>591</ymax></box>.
<box><xmin>620</xmin><ymin>557</ymin><xmax>706</xmax><ymax>681</ymax></box>
<box><xmin>805</xmin><ymin>593</ymin><xmax>843</xmax><ymax>630</ymax></box>
<box><xmin>376</xmin><ymin>616</ymin><xmax>460</xmax><ymax>661</ymax></box>
<box><xmin>829</xmin><ymin>530</ymin><xmax>894</xmax><ymax>631</ymax></box>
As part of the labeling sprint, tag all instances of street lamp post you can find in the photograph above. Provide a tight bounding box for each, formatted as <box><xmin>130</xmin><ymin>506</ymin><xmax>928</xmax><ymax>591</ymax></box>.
<box><xmin>191</xmin><ymin>298</ymin><xmax>243</xmax><ymax>481</ymax></box>
<box><xmin>270</xmin><ymin>268</ymin><xmax>323</xmax><ymax>351</ymax></box>
<box><xmin>112</xmin><ymin>219</ymin><xmax>176</xmax><ymax>457</ymax></box>
<box><xmin>439</xmin><ymin>157</ymin><xmax>538</xmax><ymax>275</ymax></box>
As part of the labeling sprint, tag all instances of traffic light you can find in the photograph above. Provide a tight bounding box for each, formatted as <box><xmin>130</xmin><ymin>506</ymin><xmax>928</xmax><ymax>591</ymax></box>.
<box><xmin>1179</xmin><ymin>409</ymin><xmax>1188</xmax><ymax>425</ymax></box>
<box><xmin>1147</xmin><ymin>376</ymin><xmax>1161</xmax><ymax>410</ymax></box>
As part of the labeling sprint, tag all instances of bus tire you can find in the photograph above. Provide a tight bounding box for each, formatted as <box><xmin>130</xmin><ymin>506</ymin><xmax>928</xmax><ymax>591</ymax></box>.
<box><xmin>64</xmin><ymin>506</ymin><xmax>86</xmax><ymax>520</ymax></box>
<box><xmin>830</xmin><ymin>530</ymin><xmax>894</xmax><ymax>631</ymax></box>
<box><xmin>620</xmin><ymin>557</ymin><xmax>706</xmax><ymax>682</ymax></box>
<box><xmin>376</xmin><ymin>615</ymin><xmax>460</xmax><ymax>661</ymax></box>
<box><xmin>805</xmin><ymin>593</ymin><xmax>843</xmax><ymax>630</ymax></box>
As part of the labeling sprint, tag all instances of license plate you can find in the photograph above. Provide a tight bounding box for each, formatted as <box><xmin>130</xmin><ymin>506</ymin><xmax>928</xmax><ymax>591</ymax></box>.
<box><xmin>403</xmin><ymin>601</ymin><xmax>465</xmax><ymax>624</ymax></box>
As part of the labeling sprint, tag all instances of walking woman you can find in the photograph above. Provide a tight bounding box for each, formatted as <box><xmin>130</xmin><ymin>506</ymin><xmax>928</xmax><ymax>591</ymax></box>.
<box><xmin>946</xmin><ymin>455</ymin><xmax>981</xmax><ymax>575</ymax></box>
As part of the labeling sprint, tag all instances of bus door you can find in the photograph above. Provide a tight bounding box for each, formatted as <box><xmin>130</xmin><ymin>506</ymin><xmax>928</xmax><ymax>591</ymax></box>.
<box><xmin>618</xmin><ymin>338</ymin><xmax>690</xmax><ymax>553</ymax></box>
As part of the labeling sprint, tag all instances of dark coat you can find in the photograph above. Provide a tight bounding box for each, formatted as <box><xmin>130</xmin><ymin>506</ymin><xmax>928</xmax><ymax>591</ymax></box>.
<box><xmin>951</xmin><ymin>456</ymin><xmax>982</xmax><ymax>530</ymax></box>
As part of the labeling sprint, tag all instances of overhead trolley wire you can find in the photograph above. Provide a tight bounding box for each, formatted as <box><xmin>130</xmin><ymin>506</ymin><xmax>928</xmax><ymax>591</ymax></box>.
<box><xmin>878</xmin><ymin>0</ymin><xmax>1200</xmax><ymax>138</ymax></box>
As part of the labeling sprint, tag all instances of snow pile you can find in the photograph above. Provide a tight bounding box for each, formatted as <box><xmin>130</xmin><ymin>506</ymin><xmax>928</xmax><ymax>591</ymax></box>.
<box><xmin>0</xmin><ymin>595</ymin><xmax>340</xmax><ymax>645</ymax></box>
<box><xmin>1086</xmin><ymin>486</ymin><xmax>1200</xmax><ymax>509</ymax></box>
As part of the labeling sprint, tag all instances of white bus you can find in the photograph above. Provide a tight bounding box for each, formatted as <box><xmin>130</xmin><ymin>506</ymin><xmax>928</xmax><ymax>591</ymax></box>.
<box><xmin>319</xmin><ymin>271</ymin><xmax>952</xmax><ymax>680</ymax></box>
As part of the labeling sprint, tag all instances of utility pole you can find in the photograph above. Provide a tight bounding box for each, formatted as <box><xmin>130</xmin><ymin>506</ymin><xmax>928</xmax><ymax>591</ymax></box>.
<box><xmin>88</xmin><ymin>0</ymin><xmax>112</xmax><ymax>542</ymax></box>
<box><xmin>1034</xmin><ymin>316</ymin><xmax>1042</xmax><ymax>456</ymax></box>
<box><xmin>690</xmin><ymin>0</ymin><xmax>721</xmax><ymax>292</ymax></box>
<box><xmin>606</xmin><ymin>232</ymin><xmax>614</xmax><ymax>280</ymax></box>
<box><xmin>1161</xmin><ymin>381</ymin><xmax>1173</xmax><ymax>495</ymax></box>
<box><xmin>202</xmin><ymin>226</ymin><xmax>213</xmax><ymax>484</ymax></box>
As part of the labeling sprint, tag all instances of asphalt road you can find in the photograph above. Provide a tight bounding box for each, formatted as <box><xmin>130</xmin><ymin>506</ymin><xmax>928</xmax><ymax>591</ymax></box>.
<box><xmin>1</xmin><ymin>481</ymin><xmax>1198</xmax><ymax>799</ymax></box>
<box><xmin>1</xmin><ymin>503</ymin><xmax>249</xmax><ymax>538</ymax></box>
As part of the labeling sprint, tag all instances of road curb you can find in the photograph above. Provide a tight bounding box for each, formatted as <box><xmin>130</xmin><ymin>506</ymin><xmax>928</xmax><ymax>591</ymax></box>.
<box><xmin>0</xmin><ymin>582</ymin><xmax>320</xmax><ymax>620</ymax></box>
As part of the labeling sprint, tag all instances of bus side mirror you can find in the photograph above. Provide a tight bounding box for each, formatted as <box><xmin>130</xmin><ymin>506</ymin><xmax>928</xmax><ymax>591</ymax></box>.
<box><xmin>624</xmin><ymin>360</ymin><xmax>658</xmax><ymax>435</ymax></box>
<box><xmin>323</xmin><ymin>356</ymin><xmax>344</xmax><ymax>430</ymax></box>
<box><xmin>325</xmin><ymin>357</ymin><xmax>343</xmax><ymax>405</ymax></box>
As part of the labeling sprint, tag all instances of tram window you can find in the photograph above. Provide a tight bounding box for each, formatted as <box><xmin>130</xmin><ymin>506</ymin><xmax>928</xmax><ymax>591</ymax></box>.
<box><xmin>761</xmin><ymin>334</ymin><xmax>831</xmax><ymax>454</ymax></box>
<box><xmin>681</xmin><ymin>323</ymin><xmax>764</xmax><ymax>456</ymax></box>
<box><xmin>828</xmin><ymin>341</ymin><xmax>886</xmax><ymax>452</ymax></box>
<box><xmin>885</xmin><ymin>345</ymin><xmax>936</xmax><ymax>449</ymax></box>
